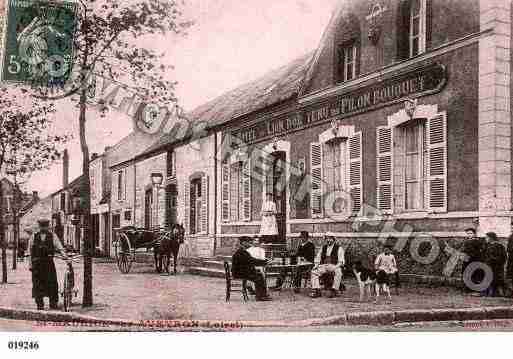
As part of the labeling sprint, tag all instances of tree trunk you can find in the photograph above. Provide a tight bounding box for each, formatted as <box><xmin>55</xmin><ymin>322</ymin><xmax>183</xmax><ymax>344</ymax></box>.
<box><xmin>0</xmin><ymin>181</ymin><xmax>7</xmax><ymax>283</ymax></box>
<box><xmin>79</xmin><ymin>86</ymin><xmax>93</xmax><ymax>307</ymax></box>
<box><xmin>12</xmin><ymin>181</ymin><xmax>18</xmax><ymax>270</ymax></box>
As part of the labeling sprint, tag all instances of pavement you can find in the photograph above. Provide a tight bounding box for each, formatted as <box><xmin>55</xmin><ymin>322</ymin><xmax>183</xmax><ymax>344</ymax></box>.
<box><xmin>2</xmin><ymin>252</ymin><xmax>513</xmax><ymax>329</ymax></box>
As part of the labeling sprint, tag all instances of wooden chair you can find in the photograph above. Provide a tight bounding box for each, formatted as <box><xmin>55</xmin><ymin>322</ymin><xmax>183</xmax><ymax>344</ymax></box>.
<box><xmin>224</xmin><ymin>261</ymin><xmax>249</xmax><ymax>302</ymax></box>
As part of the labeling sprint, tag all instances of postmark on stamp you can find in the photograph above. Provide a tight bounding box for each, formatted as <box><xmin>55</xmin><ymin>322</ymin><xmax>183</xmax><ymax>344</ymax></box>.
<box><xmin>1</xmin><ymin>0</ymin><xmax>77</xmax><ymax>88</ymax></box>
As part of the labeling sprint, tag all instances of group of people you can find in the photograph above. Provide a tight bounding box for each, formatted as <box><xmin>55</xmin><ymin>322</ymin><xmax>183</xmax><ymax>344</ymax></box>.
<box><xmin>462</xmin><ymin>227</ymin><xmax>513</xmax><ymax>297</ymax></box>
<box><xmin>231</xmin><ymin>231</ymin><xmax>398</xmax><ymax>301</ymax></box>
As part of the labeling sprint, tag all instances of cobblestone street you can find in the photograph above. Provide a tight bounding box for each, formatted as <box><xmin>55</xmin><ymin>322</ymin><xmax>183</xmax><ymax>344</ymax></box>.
<box><xmin>1</xmin><ymin>253</ymin><xmax>513</xmax><ymax>323</ymax></box>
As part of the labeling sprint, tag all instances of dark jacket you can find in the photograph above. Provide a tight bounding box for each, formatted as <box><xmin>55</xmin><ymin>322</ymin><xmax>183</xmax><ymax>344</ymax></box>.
<box><xmin>232</xmin><ymin>248</ymin><xmax>267</xmax><ymax>279</ymax></box>
<box><xmin>506</xmin><ymin>235</ymin><xmax>513</xmax><ymax>279</ymax></box>
<box><xmin>485</xmin><ymin>240</ymin><xmax>507</xmax><ymax>285</ymax></box>
<box><xmin>462</xmin><ymin>238</ymin><xmax>486</xmax><ymax>262</ymax></box>
<box><xmin>30</xmin><ymin>231</ymin><xmax>58</xmax><ymax>299</ymax></box>
<box><xmin>320</xmin><ymin>244</ymin><xmax>340</xmax><ymax>265</ymax></box>
<box><xmin>296</xmin><ymin>241</ymin><xmax>315</xmax><ymax>263</ymax></box>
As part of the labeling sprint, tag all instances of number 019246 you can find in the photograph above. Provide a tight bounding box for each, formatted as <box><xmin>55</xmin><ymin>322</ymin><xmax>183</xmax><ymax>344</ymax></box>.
<box><xmin>7</xmin><ymin>341</ymin><xmax>39</xmax><ymax>350</ymax></box>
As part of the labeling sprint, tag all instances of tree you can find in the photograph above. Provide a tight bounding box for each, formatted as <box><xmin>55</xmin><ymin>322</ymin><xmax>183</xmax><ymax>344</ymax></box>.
<box><xmin>28</xmin><ymin>0</ymin><xmax>191</xmax><ymax>307</ymax></box>
<box><xmin>0</xmin><ymin>87</ymin><xmax>69</xmax><ymax>283</ymax></box>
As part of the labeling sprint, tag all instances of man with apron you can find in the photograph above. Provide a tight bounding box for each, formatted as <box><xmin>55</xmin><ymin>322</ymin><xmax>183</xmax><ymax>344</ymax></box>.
<box><xmin>28</xmin><ymin>219</ymin><xmax>68</xmax><ymax>310</ymax></box>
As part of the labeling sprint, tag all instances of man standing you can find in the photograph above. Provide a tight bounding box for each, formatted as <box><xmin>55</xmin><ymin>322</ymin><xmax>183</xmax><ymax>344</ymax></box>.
<box><xmin>310</xmin><ymin>232</ymin><xmax>345</xmax><ymax>298</ymax></box>
<box><xmin>461</xmin><ymin>227</ymin><xmax>486</xmax><ymax>292</ymax></box>
<box><xmin>28</xmin><ymin>219</ymin><xmax>68</xmax><ymax>310</ymax></box>
<box><xmin>232</xmin><ymin>236</ymin><xmax>271</xmax><ymax>301</ymax></box>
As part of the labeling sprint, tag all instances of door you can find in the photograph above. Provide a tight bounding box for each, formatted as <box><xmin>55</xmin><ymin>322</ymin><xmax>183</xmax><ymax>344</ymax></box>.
<box><xmin>103</xmin><ymin>213</ymin><xmax>110</xmax><ymax>256</ymax></box>
<box><xmin>144</xmin><ymin>189</ymin><xmax>153</xmax><ymax>229</ymax></box>
<box><xmin>272</xmin><ymin>151</ymin><xmax>287</xmax><ymax>243</ymax></box>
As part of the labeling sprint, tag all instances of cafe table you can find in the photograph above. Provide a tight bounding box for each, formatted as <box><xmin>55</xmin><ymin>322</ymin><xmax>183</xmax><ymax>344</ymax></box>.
<box><xmin>265</xmin><ymin>259</ymin><xmax>314</xmax><ymax>290</ymax></box>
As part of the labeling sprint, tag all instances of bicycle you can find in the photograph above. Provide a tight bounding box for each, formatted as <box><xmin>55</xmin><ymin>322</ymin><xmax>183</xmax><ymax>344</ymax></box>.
<box><xmin>55</xmin><ymin>254</ymin><xmax>82</xmax><ymax>312</ymax></box>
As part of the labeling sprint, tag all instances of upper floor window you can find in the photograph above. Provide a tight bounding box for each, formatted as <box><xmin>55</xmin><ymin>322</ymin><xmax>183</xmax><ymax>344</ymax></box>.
<box><xmin>409</xmin><ymin>0</ymin><xmax>427</xmax><ymax>57</ymax></box>
<box><xmin>398</xmin><ymin>0</ymin><xmax>431</xmax><ymax>60</ymax></box>
<box><xmin>90</xmin><ymin>168</ymin><xmax>96</xmax><ymax>200</ymax></box>
<box><xmin>337</xmin><ymin>42</ymin><xmax>359</xmax><ymax>83</ymax></box>
<box><xmin>117</xmin><ymin>170</ymin><xmax>126</xmax><ymax>201</ymax></box>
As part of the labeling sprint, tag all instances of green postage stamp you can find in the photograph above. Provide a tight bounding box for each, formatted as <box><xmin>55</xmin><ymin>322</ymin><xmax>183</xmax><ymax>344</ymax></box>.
<box><xmin>0</xmin><ymin>0</ymin><xmax>77</xmax><ymax>87</ymax></box>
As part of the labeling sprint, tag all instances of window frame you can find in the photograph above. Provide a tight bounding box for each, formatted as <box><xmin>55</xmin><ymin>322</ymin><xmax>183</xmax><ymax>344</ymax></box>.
<box><xmin>402</xmin><ymin>121</ymin><xmax>428</xmax><ymax>211</ymax></box>
<box><xmin>338</xmin><ymin>41</ymin><xmax>358</xmax><ymax>83</ymax></box>
<box><xmin>409</xmin><ymin>0</ymin><xmax>427</xmax><ymax>58</ymax></box>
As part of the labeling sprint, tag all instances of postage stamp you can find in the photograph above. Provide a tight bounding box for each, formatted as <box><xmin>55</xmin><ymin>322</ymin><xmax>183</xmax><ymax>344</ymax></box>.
<box><xmin>0</xmin><ymin>0</ymin><xmax>76</xmax><ymax>87</ymax></box>
<box><xmin>0</xmin><ymin>0</ymin><xmax>513</xmax><ymax>348</ymax></box>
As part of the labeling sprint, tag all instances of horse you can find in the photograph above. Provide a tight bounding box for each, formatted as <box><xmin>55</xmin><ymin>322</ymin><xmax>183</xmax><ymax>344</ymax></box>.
<box><xmin>154</xmin><ymin>223</ymin><xmax>185</xmax><ymax>274</ymax></box>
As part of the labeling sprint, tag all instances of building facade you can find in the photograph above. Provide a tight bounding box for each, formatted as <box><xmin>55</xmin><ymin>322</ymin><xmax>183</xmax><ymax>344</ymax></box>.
<box><xmin>183</xmin><ymin>0</ymin><xmax>511</xmax><ymax>278</ymax></box>
<box><xmin>90</xmin><ymin>149</ymin><xmax>112</xmax><ymax>256</ymax></box>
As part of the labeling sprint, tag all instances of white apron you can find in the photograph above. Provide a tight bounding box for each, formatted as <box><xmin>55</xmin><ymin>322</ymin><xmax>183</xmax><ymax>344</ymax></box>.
<box><xmin>259</xmin><ymin>200</ymin><xmax>278</xmax><ymax>236</ymax></box>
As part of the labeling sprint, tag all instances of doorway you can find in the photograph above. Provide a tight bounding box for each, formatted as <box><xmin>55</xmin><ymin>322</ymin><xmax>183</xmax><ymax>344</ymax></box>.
<box><xmin>269</xmin><ymin>151</ymin><xmax>287</xmax><ymax>243</ymax></box>
<box><xmin>144</xmin><ymin>188</ymin><xmax>153</xmax><ymax>229</ymax></box>
<box><xmin>103</xmin><ymin>213</ymin><xmax>110</xmax><ymax>256</ymax></box>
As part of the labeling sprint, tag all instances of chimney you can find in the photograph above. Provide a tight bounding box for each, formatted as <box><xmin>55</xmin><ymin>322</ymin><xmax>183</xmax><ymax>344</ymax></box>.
<box><xmin>32</xmin><ymin>191</ymin><xmax>38</xmax><ymax>199</ymax></box>
<box><xmin>104</xmin><ymin>146</ymin><xmax>112</xmax><ymax>153</ymax></box>
<box><xmin>63</xmin><ymin>149</ymin><xmax>69</xmax><ymax>188</ymax></box>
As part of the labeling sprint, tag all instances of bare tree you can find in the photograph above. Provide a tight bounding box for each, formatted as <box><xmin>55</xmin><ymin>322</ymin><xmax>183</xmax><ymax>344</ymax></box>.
<box><xmin>0</xmin><ymin>87</ymin><xmax>69</xmax><ymax>283</ymax></box>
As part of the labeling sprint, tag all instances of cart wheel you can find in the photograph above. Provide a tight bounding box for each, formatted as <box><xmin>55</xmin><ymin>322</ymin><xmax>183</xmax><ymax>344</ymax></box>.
<box><xmin>63</xmin><ymin>272</ymin><xmax>72</xmax><ymax>312</ymax></box>
<box><xmin>115</xmin><ymin>233</ymin><xmax>133</xmax><ymax>274</ymax></box>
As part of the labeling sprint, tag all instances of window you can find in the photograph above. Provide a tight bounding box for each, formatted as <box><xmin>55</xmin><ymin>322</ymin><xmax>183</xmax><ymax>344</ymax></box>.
<box><xmin>60</xmin><ymin>193</ymin><xmax>66</xmax><ymax>212</ymax></box>
<box><xmin>338</xmin><ymin>42</ymin><xmax>358</xmax><ymax>82</ymax></box>
<box><xmin>117</xmin><ymin>170</ymin><xmax>126</xmax><ymax>201</ymax></box>
<box><xmin>112</xmin><ymin>214</ymin><xmax>121</xmax><ymax>228</ymax></box>
<box><xmin>409</xmin><ymin>0</ymin><xmax>427</xmax><ymax>57</ymax></box>
<box><xmin>323</xmin><ymin>139</ymin><xmax>349</xmax><ymax>195</ymax></box>
<box><xmin>403</xmin><ymin>122</ymin><xmax>428</xmax><ymax>210</ymax></box>
<box><xmin>90</xmin><ymin>168</ymin><xmax>96</xmax><ymax>199</ymax></box>
<box><xmin>5</xmin><ymin>196</ymin><xmax>11</xmax><ymax>213</ymax></box>
<box><xmin>124</xmin><ymin>210</ymin><xmax>131</xmax><ymax>221</ymax></box>
<box><xmin>310</xmin><ymin>130</ymin><xmax>362</xmax><ymax>218</ymax></box>
<box><xmin>376</xmin><ymin>110</ymin><xmax>447</xmax><ymax>214</ymax></box>
<box><xmin>221</xmin><ymin>157</ymin><xmax>251</xmax><ymax>223</ymax></box>
<box><xmin>165</xmin><ymin>184</ymin><xmax>178</xmax><ymax>227</ymax></box>
<box><xmin>190</xmin><ymin>179</ymin><xmax>202</xmax><ymax>234</ymax></box>
<box><xmin>184</xmin><ymin>175</ymin><xmax>209</xmax><ymax>234</ymax></box>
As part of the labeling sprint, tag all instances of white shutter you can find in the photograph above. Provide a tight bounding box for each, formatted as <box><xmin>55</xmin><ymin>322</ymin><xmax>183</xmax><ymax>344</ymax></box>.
<box><xmin>349</xmin><ymin>132</ymin><xmax>363</xmax><ymax>215</ymax></box>
<box><xmin>310</xmin><ymin>142</ymin><xmax>323</xmax><ymax>218</ymax></box>
<box><xmin>113</xmin><ymin>172</ymin><xmax>119</xmax><ymax>201</ymax></box>
<box><xmin>427</xmin><ymin>112</ymin><xmax>447</xmax><ymax>212</ymax></box>
<box><xmin>183</xmin><ymin>181</ymin><xmax>190</xmax><ymax>234</ymax></box>
<box><xmin>377</xmin><ymin>126</ymin><xmax>393</xmax><ymax>213</ymax></box>
<box><xmin>123</xmin><ymin>170</ymin><xmax>127</xmax><ymax>200</ymax></box>
<box><xmin>200</xmin><ymin>175</ymin><xmax>209</xmax><ymax>234</ymax></box>
<box><xmin>221</xmin><ymin>159</ymin><xmax>230</xmax><ymax>222</ymax></box>
<box><xmin>241</xmin><ymin>158</ymin><xmax>252</xmax><ymax>221</ymax></box>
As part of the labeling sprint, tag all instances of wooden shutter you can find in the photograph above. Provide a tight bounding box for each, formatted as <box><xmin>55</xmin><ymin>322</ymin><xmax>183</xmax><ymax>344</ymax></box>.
<box><xmin>349</xmin><ymin>132</ymin><xmax>362</xmax><ymax>215</ymax></box>
<box><xmin>113</xmin><ymin>171</ymin><xmax>119</xmax><ymax>201</ymax></box>
<box><xmin>183</xmin><ymin>181</ymin><xmax>190</xmax><ymax>234</ymax></box>
<box><xmin>393</xmin><ymin>128</ymin><xmax>406</xmax><ymax>213</ymax></box>
<box><xmin>123</xmin><ymin>170</ymin><xmax>127</xmax><ymax>200</ymax></box>
<box><xmin>200</xmin><ymin>175</ymin><xmax>209</xmax><ymax>234</ymax></box>
<box><xmin>425</xmin><ymin>0</ymin><xmax>433</xmax><ymax>49</ymax></box>
<box><xmin>241</xmin><ymin>158</ymin><xmax>252</xmax><ymax>221</ymax></box>
<box><xmin>230</xmin><ymin>163</ymin><xmax>239</xmax><ymax>221</ymax></box>
<box><xmin>221</xmin><ymin>159</ymin><xmax>230</xmax><ymax>222</ymax></box>
<box><xmin>310</xmin><ymin>142</ymin><xmax>323</xmax><ymax>218</ymax></box>
<box><xmin>427</xmin><ymin>112</ymin><xmax>447</xmax><ymax>212</ymax></box>
<box><xmin>377</xmin><ymin>126</ymin><xmax>393</xmax><ymax>213</ymax></box>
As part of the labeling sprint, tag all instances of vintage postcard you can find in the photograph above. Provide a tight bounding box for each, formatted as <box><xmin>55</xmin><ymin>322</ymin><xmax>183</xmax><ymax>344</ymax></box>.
<box><xmin>0</xmin><ymin>0</ymin><xmax>513</xmax><ymax>343</ymax></box>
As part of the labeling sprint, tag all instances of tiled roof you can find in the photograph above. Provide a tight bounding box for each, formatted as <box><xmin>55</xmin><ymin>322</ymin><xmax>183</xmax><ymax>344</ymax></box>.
<box><xmin>141</xmin><ymin>52</ymin><xmax>314</xmax><ymax>156</ymax></box>
<box><xmin>107</xmin><ymin>132</ymin><xmax>159</xmax><ymax>168</ymax></box>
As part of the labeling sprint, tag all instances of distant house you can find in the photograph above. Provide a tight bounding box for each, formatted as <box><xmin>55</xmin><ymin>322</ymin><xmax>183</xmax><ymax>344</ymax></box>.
<box><xmin>19</xmin><ymin>195</ymin><xmax>53</xmax><ymax>243</ymax></box>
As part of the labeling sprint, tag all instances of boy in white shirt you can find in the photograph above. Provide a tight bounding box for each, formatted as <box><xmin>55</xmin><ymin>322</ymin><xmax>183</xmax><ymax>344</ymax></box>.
<box><xmin>374</xmin><ymin>244</ymin><xmax>397</xmax><ymax>303</ymax></box>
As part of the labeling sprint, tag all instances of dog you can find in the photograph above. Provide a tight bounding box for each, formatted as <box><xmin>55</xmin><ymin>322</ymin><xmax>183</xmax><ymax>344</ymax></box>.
<box><xmin>352</xmin><ymin>261</ymin><xmax>377</xmax><ymax>302</ymax></box>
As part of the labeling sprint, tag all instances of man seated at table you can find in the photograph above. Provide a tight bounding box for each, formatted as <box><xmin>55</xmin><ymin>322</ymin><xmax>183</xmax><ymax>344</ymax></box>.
<box><xmin>272</xmin><ymin>230</ymin><xmax>315</xmax><ymax>291</ymax></box>
<box><xmin>232</xmin><ymin>236</ymin><xmax>272</xmax><ymax>301</ymax></box>
<box><xmin>246</xmin><ymin>236</ymin><xmax>267</xmax><ymax>295</ymax></box>
<box><xmin>310</xmin><ymin>232</ymin><xmax>345</xmax><ymax>298</ymax></box>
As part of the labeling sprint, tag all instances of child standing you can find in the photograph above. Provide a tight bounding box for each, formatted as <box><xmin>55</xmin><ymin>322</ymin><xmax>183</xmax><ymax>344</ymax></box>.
<box><xmin>374</xmin><ymin>244</ymin><xmax>397</xmax><ymax>303</ymax></box>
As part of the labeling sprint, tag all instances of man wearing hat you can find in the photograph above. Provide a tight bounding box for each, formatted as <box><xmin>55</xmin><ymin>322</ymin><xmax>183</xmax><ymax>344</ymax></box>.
<box><xmin>231</xmin><ymin>236</ymin><xmax>271</xmax><ymax>301</ymax></box>
<box><xmin>28</xmin><ymin>219</ymin><xmax>68</xmax><ymax>310</ymax></box>
<box><xmin>310</xmin><ymin>232</ymin><xmax>345</xmax><ymax>298</ymax></box>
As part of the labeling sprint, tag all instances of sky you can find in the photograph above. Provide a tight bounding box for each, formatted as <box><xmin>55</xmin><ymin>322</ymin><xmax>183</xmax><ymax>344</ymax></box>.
<box><xmin>23</xmin><ymin>0</ymin><xmax>340</xmax><ymax>197</ymax></box>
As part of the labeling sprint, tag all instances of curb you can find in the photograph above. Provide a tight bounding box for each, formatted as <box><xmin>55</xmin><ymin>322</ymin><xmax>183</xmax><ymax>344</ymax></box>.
<box><xmin>1</xmin><ymin>305</ymin><xmax>513</xmax><ymax>328</ymax></box>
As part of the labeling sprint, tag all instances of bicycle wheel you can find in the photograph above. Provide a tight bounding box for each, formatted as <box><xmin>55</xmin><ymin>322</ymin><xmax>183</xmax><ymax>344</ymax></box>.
<box><xmin>63</xmin><ymin>272</ymin><xmax>72</xmax><ymax>312</ymax></box>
